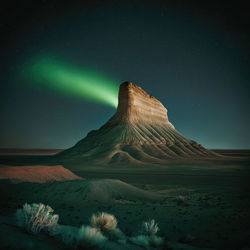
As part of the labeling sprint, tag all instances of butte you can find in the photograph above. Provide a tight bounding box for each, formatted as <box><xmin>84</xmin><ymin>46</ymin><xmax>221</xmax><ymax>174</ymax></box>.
<box><xmin>56</xmin><ymin>82</ymin><xmax>220</xmax><ymax>166</ymax></box>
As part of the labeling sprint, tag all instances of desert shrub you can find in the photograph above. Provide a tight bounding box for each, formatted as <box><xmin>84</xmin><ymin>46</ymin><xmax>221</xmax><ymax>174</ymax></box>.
<box><xmin>15</xmin><ymin>205</ymin><xmax>164</xmax><ymax>248</ymax></box>
<box><xmin>90</xmin><ymin>212</ymin><xmax>117</xmax><ymax>234</ymax></box>
<box><xmin>50</xmin><ymin>222</ymin><xmax>107</xmax><ymax>247</ymax></box>
<box><xmin>130</xmin><ymin>219</ymin><xmax>163</xmax><ymax>248</ymax></box>
<box><xmin>142</xmin><ymin>219</ymin><xmax>159</xmax><ymax>236</ymax></box>
<box><xmin>90</xmin><ymin>212</ymin><xmax>126</xmax><ymax>243</ymax></box>
<box><xmin>78</xmin><ymin>225</ymin><xmax>107</xmax><ymax>247</ymax></box>
<box><xmin>48</xmin><ymin>223</ymin><xmax>107</xmax><ymax>247</ymax></box>
<box><xmin>15</xmin><ymin>203</ymin><xmax>59</xmax><ymax>234</ymax></box>
<box><xmin>52</xmin><ymin>225</ymin><xmax>79</xmax><ymax>246</ymax></box>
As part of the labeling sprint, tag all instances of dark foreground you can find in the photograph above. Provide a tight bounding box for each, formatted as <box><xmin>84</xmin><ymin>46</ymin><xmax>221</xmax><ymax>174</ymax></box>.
<box><xmin>0</xmin><ymin>150</ymin><xmax>250</xmax><ymax>249</ymax></box>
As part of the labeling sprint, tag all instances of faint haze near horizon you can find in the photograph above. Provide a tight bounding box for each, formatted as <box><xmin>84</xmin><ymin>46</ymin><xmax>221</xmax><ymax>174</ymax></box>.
<box><xmin>0</xmin><ymin>0</ymin><xmax>249</xmax><ymax>150</ymax></box>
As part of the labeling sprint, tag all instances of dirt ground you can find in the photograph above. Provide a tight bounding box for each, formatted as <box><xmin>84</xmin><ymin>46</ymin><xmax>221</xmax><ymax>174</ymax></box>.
<box><xmin>0</xmin><ymin>150</ymin><xmax>250</xmax><ymax>249</ymax></box>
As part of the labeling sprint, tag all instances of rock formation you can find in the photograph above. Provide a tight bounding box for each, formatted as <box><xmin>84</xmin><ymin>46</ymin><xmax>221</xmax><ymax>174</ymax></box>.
<box><xmin>57</xmin><ymin>82</ymin><xmax>219</xmax><ymax>165</ymax></box>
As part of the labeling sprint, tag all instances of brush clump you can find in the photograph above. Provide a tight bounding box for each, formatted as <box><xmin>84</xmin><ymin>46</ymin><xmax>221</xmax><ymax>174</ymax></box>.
<box><xmin>15</xmin><ymin>203</ymin><xmax>59</xmax><ymax>234</ymax></box>
<box><xmin>90</xmin><ymin>212</ymin><xmax>126</xmax><ymax>242</ymax></box>
<box><xmin>78</xmin><ymin>225</ymin><xmax>107</xmax><ymax>247</ymax></box>
<box><xmin>15</xmin><ymin>203</ymin><xmax>166</xmax><ymax>248</ymax></box>
<box><xmin>143</xmin><ymin>219</ymin><xmax>159</xmax><ymax>236</ymax></box>
<box><xmin>90</xmin><ymin>212</ymin><xmax>117</xmax><ymax>233</ymax></box>
<box><xmin>130</xmin><ymin>219</ymin><xmax>164</xmax><ymax>247</ymax></box>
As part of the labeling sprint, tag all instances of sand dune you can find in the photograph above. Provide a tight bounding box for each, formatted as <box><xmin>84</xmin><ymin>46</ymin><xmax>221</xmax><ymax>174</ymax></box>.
<box><xmin>0</xmin><ymin>165</ymin><xmax>82</xmax><ymax>183</ymax></box>
<box><xmin>69</xmin><ymin>179</ymin><xmax>162</xmax><ymax>202</ymax></box>
<box><xmin>19</xmin><ymin>178</ymin><xmax>163</xmax><ymax>204</ymax></box>
<box><xmin>0</xmin><ymin>177</ymin><xmax>163</xmax><ymax>205</ymax></box>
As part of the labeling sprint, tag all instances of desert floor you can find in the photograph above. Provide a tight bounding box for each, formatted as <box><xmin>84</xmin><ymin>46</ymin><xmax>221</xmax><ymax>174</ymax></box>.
<box><xmin>0</xmin><ymin>150</ymin><xmax>250</xmax><ymax>249</ymax></box>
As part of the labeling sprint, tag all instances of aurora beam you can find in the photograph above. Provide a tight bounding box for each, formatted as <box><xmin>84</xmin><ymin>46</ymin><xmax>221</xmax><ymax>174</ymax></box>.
<box><xmin>27</xmin><ymin>58</ymin><xmax>119</xmax><ymax>108</ymax></box>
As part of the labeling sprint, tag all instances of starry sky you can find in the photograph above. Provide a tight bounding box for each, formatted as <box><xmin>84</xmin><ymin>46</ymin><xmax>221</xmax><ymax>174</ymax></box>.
<box><xmin>0</xmin><ymin>0</ymin><xmax>249</xmax><ymax>149</ymax></box>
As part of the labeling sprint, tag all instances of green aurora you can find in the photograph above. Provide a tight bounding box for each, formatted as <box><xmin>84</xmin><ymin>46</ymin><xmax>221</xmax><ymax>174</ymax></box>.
<box><xmin>26</xmin><ymin>58</ymin><xmax>119</xmax><ymax>108</ymax></box>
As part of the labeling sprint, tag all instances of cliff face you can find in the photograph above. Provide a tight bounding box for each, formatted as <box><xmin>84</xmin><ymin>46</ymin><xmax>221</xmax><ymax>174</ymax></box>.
<box><xmin>58</xmin><ymin>82</ymin><xmax>219</xmax><ymax>165</ymax></box>
<box><xmin>112</xmin><ymin>82</ymin><xmax>174</xmax><ymax>127</ymax></box>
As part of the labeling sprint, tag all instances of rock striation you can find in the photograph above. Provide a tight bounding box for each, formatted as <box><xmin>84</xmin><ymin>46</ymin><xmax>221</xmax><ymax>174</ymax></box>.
<box><xmin>112</xmin><ymin>82</ymin><xmax>174</xmax><ymax>126</ymax></box>
<box><xmin>57</xmin><ymin>82</ymin><xmax>219</xmax><ymax>165</ymax></box>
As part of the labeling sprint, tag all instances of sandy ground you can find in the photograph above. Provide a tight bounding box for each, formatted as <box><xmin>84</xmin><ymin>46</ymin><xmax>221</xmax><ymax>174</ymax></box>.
<box><xmin>0</xmin><ymin>165</ymin><xmax>82</xmax><ymax>183</ymax></box>
<box><xmin>0</xmin><ymin>150</ymin><xmax>250</xmax><ymax>249</ymax></box>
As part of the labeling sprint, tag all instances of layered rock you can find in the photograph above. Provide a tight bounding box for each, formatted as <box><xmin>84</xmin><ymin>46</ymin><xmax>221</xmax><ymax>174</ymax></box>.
<box><xmin>112</xmin><ymin>82</ymin><xmax>174</xmax><ymax>127</ymax></box>
<box><xmin>57</xmin><ymin>82</ymin><xmax>219</xmax><ymax>165</ymax></box>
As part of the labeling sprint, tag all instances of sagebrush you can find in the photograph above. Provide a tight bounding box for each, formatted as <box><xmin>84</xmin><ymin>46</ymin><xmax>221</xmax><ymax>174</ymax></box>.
<box><xmin>15</xmin><ymin>203</ymin><xmax>59</xmax><ymax>234</ymax></box>
<box><xmin>142</xmin><ymin>219</ymin><xmax>159</xmax><ymax>236</ymax></box>
<box><xmin>90</xmin><ymin>212</ymin><xmax>117</xmax><ymax>233</ymax></box>
<box><xmin>130</xmin><ymin>219</ymin><xmax>163</xmax><ymax>247</ymax></box>
<box><xmin>15</xmin><ymin>203</ymin><xmax>164</xmax><ymax>248</ymax></box>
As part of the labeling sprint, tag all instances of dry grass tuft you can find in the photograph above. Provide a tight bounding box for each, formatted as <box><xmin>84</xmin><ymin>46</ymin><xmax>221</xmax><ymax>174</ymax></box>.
<box><xmin>90</xmin><ymin>212</ymin><xmax>117</xmax><ymax>233</ymax></box>
<box><xmin>15</xmin><ymin>203</ymin><xmax>59</xmax><ymax>234</ymax></box>
<box><xmin>142</xmin><ymin>219</ymin><xmax>159</xmax><ymax>236</ymax></box>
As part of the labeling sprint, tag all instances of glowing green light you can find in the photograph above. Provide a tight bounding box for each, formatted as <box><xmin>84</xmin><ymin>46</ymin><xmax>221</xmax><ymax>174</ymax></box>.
<box><xmin>26</xmin><ymin>57</ymin><xmax>119</xmax><ymax>108</ymax></box>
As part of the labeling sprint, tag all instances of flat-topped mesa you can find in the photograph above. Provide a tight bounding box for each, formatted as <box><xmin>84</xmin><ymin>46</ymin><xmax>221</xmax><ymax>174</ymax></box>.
<box><xmin>111</xmin><ymin>82</ymin><xmax>174</xmax><ymax>127</ymax></box>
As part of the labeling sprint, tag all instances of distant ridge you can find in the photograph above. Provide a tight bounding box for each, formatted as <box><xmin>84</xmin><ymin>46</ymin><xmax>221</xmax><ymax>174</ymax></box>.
<box><xmin>0</xmin><ymin>148</ymin><xmax>63</xmax><ymax>155</ymax></box>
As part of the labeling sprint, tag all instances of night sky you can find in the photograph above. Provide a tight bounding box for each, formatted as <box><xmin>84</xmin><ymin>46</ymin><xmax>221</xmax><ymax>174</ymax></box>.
<box><xmin>0</xmin><ymin>0</ymin><xmax>249</xmax><ymax>149</ymax></box>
